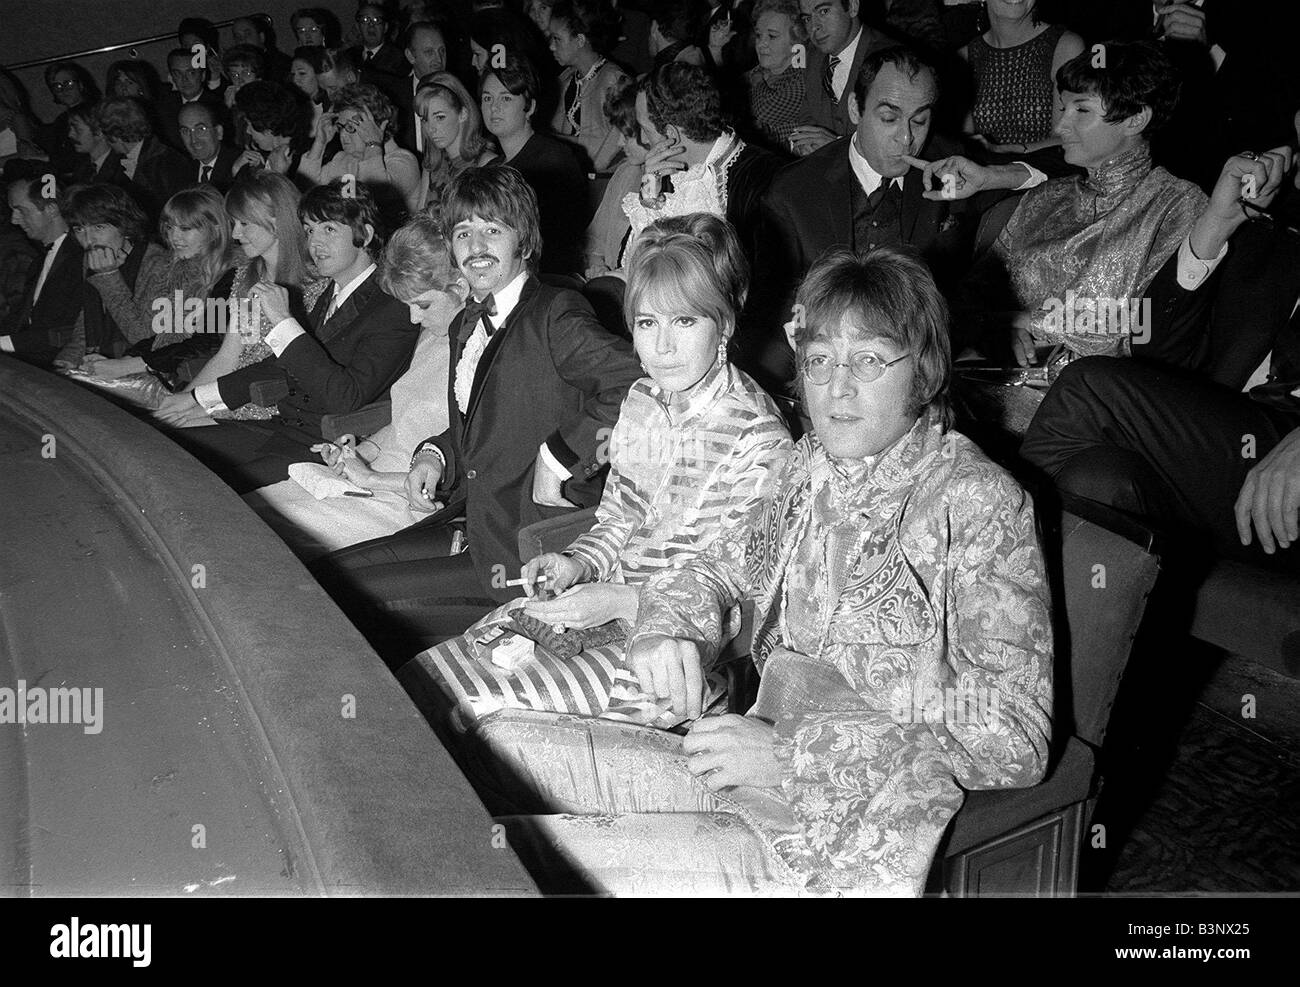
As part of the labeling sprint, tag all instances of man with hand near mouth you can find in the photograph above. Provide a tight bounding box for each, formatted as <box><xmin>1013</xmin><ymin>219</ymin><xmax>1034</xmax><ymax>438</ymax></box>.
<box><xmin>312</xmin><ymin>164</ymin><xmax>642</xmax><ymax>661</ymax></box>
<box><xmin>165</xmin><ymin>179</ymin><xmax>414</xmax><ymax>493</ymax></box>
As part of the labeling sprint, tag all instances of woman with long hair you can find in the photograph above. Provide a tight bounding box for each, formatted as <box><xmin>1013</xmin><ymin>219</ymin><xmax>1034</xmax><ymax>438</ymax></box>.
<box><xmin>156</xmin><ymin>171</ymin><xmax>329</xmax><ymax>423</ymax></box>
<box><xmin>78</xmin><ymin>186</ymin><xmax>239</xmax><ymax>386</ymax></box>
<box><xmin>414</xmin><ymin>72</ymin><xmax>500</xmax><ymax>213</ymax></box>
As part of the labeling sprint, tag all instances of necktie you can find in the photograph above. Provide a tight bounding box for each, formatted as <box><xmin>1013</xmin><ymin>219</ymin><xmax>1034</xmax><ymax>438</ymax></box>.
<box><xmin>323</xmin><ymin>286</ymin><xmax>340</xmax><ymax>324</ymax></box>
<box><xmin>823</xmin><ymin>53</ymin><xmax>841</xmax><ymax>101</ymax></box>
<box><xmin>199</xmin><ymin>164</ymin><xmax>212</xmax><ymax>184</ymax></box>
<box><xmin>462</xmin><ymin>293</ymin><xmax>498</xmax><ymax>337</ymax></box>
<box><xmin>866</xmin><ymin>179</ymin><xmax>896</xmax><ymax>213</ymax></box>
<box><xmin>364</xmin><ymin>50</ymin><xmax>374</xmax><ymax>63</ymax></box>
<box><xmin>32</xmin><ymin>240</ymin><xmax>59</xmax><ymax>304</ymax></box>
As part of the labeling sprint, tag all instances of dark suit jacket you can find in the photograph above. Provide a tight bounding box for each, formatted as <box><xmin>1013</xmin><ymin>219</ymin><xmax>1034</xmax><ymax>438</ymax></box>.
<box><xmin>217</xmin><ymin>268</ymin><xmax>416</xmax><ymax>438</ymax></box>
<box><xmin>189</xmin><ymin>144</ymin><xmax>243</xmax><ymax>192</ymax></box>
<box><xmin>130</xmin><ymin>137</ymin><xmax>194</xmax><ymax>221</ymax></box>
<box><xmin>352</xmin><ymin>42</ymin><xmax>409</xmax><ymax>81</ymax></box>
<box><xmin>388</xmin><ymin>72</ymin><xmax>422</xmax><ymax>155</ymax></box>
<box><xmin>509</xmin><ymin>133</ymin><xmax>592</xmax><ymax>275</ymax></box>
<box><xmin>749</xmin><ymin>134</ymin><xmax>977</xmax><ymax>388</ymax></box>
<box><xmin>800</xmin><ymin>24</ymin><xmax>898</xmax><ymax>138</ymax></box>
<box><xmin>69</xmin><ymin>151</ymin><xmax>130</xmax><ymax>188</ymax></box>
<box><xmin>1</xmin><ymin>234</ymin><xmax>85</xmax><ymax>365</ymax></box>
<box><xmin>422</xmin><ymin>275</ymin><xmax>642</xmax><ymax>601</ymax></box>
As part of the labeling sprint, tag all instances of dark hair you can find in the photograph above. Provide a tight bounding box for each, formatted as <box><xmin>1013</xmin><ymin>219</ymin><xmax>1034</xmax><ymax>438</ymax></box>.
<box><xmin>792</xmin><ymin>246</ymin><xmax>952</xmax><ymax>424</ymax></box>
<box><xmin>236</xmin><ymin>81</ymin><xmax>311</xmax><ymax>143</ymax></box>
<box><xmin>105</xmin><ymin>60</ymin><xmax>160</xmax><ymax>102</ymax></box>
<box><xmin>651</xmin><ymin>0</ymin><xmax>705</xmax><ymax>44</ymax></box>
<box><xmin>43</xmin><ymin>61</ymin><xmax>98</xmax><ymax>101</ymax></box>
<box><xmin>7</xmin><ymin>174</ymin><xmax>61</xmax><ymax>211</ymax></box>
<box><xmin>231</xmin><ymin>14</ymin><xmax>273</xmax><ymax>47</ymax></box>
<box><xmin>166</xmin><ymin>47</ymin><xmax>206</xmax><ymax>73</ymax></box>
<box><xmin>291</xmin><ymin>45</ymin><xmax>328</xmax><ymax>74</ymax></box>
<box><xmin>96</xmin><ymin>97</ymin><xmax>154</xmax><ymax>143</ymax></box>
<box><xmin>291</xmin><ymin>8</ymin><xmax>343</xmax><ymax>47</ymax></box>
<box><xmin>66</xmin><ymin>99</ymin><xmax>102</xmax><ymax>131</ymax></box>
<box><xmin>469</xmin><ymin>9</ymin><xmax>545</xmax><ymax>64</ymax></box>
<box><xmin>223</xmin><ymin>44</ymin><xmax>267</xmax><ymax>78</ymax></box>
<box><xmin>300</xmin><ymin>177</ymin><xmax>384</xmax><ymax>253</ymax></box>
<box><xmin>331</xmin><ymin>83</ymin><xmax>396</xmax><ymax>136</ymax></box>
<box><xmin>482</xmin><ymin>51</ymin><xmax>540</xmax><ymax>111</ymax></box>
<box><xmin>1055</xmin><ymin>39</ymin><xmax>1179</xmax><ymax>136</ymax></box>
<box><xmin>177</xmin><ymin>17</ymin><xmax>219</xmax><ymax>51</ymax></box>
<box><xmin>640</xmin><ymin>62</ymin><xmax>724</xmax><ymax>143</ymax></box>
<box><xmin>63</xmin><ymin>183</ymin><xmax>147</xmax><ymax>245</ymax></box>
<box><xmin>549</xmin><ymin>0</ymin><xmax>623</xmax><ymax>56</ymax></box>
<box><xmin>852</xmin><ymin>45</ymin><xmax>939</xmax><ymax>111</ymax></box>
<box><xmin>320</xmin><ymin>46</ymin><xmax>361</xmax><ymax>80</ymax></box>
<box><xmin>440</xmin><ymin>164</ymin><xmax>542</xmax><ymax>265</ymax></box>
<box><xmin>602</xmin><ymin>75</ymin><xmax>639</xmax><ymax>140</ymax></box>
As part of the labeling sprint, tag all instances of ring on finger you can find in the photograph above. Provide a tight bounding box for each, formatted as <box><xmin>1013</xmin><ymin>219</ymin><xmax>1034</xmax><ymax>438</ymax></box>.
<box><xmin>1242</xmin><ymin>150</ymin><xmax>1261</xmax><ymax>161</ymax></box>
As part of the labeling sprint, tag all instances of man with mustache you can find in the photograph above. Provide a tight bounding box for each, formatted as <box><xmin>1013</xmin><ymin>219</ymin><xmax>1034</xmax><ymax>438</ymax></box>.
<box><xmin>162</xmin><ymin>179</ymin><xmax>415</xmax><ymax>493</ymax></box>
<box><xmin>312</xmin><ymin>164</ymin><xmax>642</xmax><ymax>662</ymax></box>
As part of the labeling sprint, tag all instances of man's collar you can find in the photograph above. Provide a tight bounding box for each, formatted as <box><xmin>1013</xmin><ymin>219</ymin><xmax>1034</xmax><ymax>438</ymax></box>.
<box><xmin>847</xmin><ymin>137</ymin><xmax>901</xmax><ymax>197</ymax></box>
<box><xmin>471</xmin><ymin>268</ymin><xmax>528</xmax><ymax>325</ymax></box>
<box><xmin>331</xmin><ymin>262</ymin><xmax>377</xmax><ymax>309</ymax></box>
<box><xmin>200</xmin><ymin>153</ymin><xmax>220</xmax><ymax>168</ymax></box>
<box><xmin>834</xmin><ymin>24</ymin><xmax>863</xmax><ymax>60</ymax></box>
<box><xmin>44</xmin><ymin>230</ymin><xmax>68</xmax><ymax>250</ymax></box>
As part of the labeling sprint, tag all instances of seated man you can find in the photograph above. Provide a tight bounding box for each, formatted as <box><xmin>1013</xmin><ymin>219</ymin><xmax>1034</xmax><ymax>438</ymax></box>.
<box><xmin>789</xmin><ymin>0</ymin><xmax>898</xmax><ymax>156</ymax></box>
<box><xmin>1</xmin><ymin>174</ymin><xmax>84</xmax><ymax>367</ymax></box>
<box><xmin>1021</xmin><ymin>146</ymin><xmax>1300</xmax><ymax>575</ymax></box>
<box><xmin>178</xmin><ymin>102</ymin><xmax>244</xmax><ymax>193</ymax></box>
<box><xmin>159</xmin><ymin>47</ymin><xmax>228</xmax><ymax>152</ymax></box>
<box><xmin>349</xmin><ymin>2</ymin><xmax>409</xmax><ymax>80</ymax></box>
<box><xmin>96</xmin><ymin>97</ymin><xmax>192</xmax><ymax>223</ymax></box>
<box><xmin>754</xmin><ymin>44</ymin><xmax>1042</xmax><ymax>393</ymax></box>
<box><xmin>311</xmin><ymin>164</ymin><xmax>642</xmax><ymax>660</ymax></box>
<box><xmin>392</xmin><ymin>20</ymin><xmax>450</xmax><ymax>153</ymax></box>
<box><xmin>164</xmin><ymin>179</ymin><xmax>415</xmax><ymax>493</ymax></box>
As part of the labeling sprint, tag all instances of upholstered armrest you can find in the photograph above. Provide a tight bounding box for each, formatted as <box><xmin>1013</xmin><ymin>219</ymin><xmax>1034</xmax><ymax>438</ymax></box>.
<box><xmin>516</xmin><ymin>507</ymin><xmax>599</xmax><ymax>562</ymax></box>
<box><xmin>321</xmin><ymin>400</ymin><xmax>392</xmax><ymax>442</ymax></box>
<box><xmin>249</xmin><ymin>379</ymin><xmax>290</xmax><ymax>406</ymax></box>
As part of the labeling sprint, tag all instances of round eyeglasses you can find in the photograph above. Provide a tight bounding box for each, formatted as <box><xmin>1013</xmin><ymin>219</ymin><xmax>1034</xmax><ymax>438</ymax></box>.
<box><xmin>800</xmin><ymin>351</ymin><xmax>911</xmax><ymax>385</ymax></box>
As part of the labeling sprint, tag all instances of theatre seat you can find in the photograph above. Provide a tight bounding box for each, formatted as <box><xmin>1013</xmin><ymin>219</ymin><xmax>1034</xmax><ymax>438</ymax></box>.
<box><xmin>1190</xmin><ymin>561</ymin><xmax>1300</xmax><ymax>679</ymax></box>
<box><xmin>937</xmin><ymin>495</ymin><xmax>1159</xmax><ymax>896</ymax></box>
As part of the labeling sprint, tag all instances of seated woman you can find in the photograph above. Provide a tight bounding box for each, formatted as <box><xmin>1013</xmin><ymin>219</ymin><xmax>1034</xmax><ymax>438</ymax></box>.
<box><xmin>289</xmin><ymin>45</ymin><xmax>328</xmax><ymax>134</ymax></box>
<box><xmin>407</xmin><ymin>212</ymin><xmax>792</xmax><ymax>740</ymax></box>
<box><xmin>105</xmin><ymin>60</ymin><xmax>162</xmax><ymax>104</ymax></box>
<box><xmin>240</xmin><ymin>214</ymin><xmax>466</xmax><ymax>558</ymax></box>
<box><xmin>582</xmin><ymin>77</ymin><xmax>645</xmax><ymax>279</ymax></box>
<box><xmin>490</xmin><ymin>247</ymin><xmax>1054</xmax><ymax>896</ymax></box>
<box><xmin>153</xmin><ymin>171</ymin><xmax>328</xmax><ymax>425</ymax></box>
<box><xmin>481</xmin><ymin>52</ymin><xmax>590</xmax><ymax>274</ymax></box>
<box><xmin>414</xmin><ymin>73</ymin><xmax>499</xmax><ymax>214</ymax></box>
<box><xmin>75</xmin><ymin>186</ymin><xmax>239</xmax><ymax>391</ymax></box>
<box><xmin>232</xmin><ymin>81</ymin><xmax>313</xmax><ymax>185</ymax></box>
<box><xmin>964</xmin><ymin>42</ymin><xmax>1206</xmax><ymax>365</ymax></box>
<box><xmin>960</xmin><ymin>0</ymin><xmax>1084</xmax><ymax>157</ymax></box>
<box><xmin>546</xmin><ymin>0</ymin><xmax>630</xmax><ymax>174</ymax></box>
<box><xmin>742</xmin><ymin>0</ymin><xmax>806</xmax><ymax>154</ymax></box>
<box><xmin>299</xmin><ymin>83</ymin><xmax>422</xmax><ymax>225</ymax></box>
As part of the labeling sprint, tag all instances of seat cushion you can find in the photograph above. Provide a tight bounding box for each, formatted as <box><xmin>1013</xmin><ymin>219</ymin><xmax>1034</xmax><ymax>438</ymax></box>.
<box><xmin>944</xmin><ymin>736</ymin><xmax>1095</xmax><ymax>856</ymax></box>
<box><xmin>1191</xmin><ymin>560</ymin><xmax>1300</xmax><ymax>677</ymax></box>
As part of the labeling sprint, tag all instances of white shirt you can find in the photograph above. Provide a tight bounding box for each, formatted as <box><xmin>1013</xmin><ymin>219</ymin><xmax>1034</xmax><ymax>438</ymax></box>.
<box><xmin>195</xmin><ymin>263</ymin><xmax>377</xmax><ymax>412</ymax></box>
<box><xmin>412</xmin><ymin>74</ymin><xmax>423</xmax><ymax>154</ymax></box>
<box><xmin>828</xmin><ymin>26</ymin><xmax>863</xmax><ymax>102</ymax></box>
<box><xmin>848</xmin><ymin>137</ymin><xmax>902</xmax><ymax>197</ymax></box>
<box><xmin>120</xmin><ymin>141</ymin><xmax>143</xmax><ymax>180</ymax></box>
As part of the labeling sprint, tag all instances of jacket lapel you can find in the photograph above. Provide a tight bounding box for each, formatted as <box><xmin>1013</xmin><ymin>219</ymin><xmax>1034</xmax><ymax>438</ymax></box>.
<box><xmin>462</xmin><ymin>275</ymin><xmax>538</xmax><ymax>432</ymax></box>
<box><xmin>316</xmin><ymin>271</ymin><xmax>375</xmax><ymax>342</ymax></box>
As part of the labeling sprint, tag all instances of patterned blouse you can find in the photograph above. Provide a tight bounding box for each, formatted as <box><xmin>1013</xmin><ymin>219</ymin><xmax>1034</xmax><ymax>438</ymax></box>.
<box><xmin>969</xmin><ymin>24</ymin><xmax>1066</xmax><ymax>146</ymax></box>
<box><xmin>745</xmin><ymin>64</ymin><xmax>806</xmax><ymax>152</ymax></box>
<box><xmin>565</xmin><ymin>360</ymin><xmax>792</xmax><ymax>589</ymax></box>
<box><xmin>215</xmin><ymin>263</ymin><xmax>329</xmax><ymax>421</ymax></box>
<box><xmin>632</xmin><ymin>408</ymin><xmax>1055</xmax><ymax>894</ymax></box>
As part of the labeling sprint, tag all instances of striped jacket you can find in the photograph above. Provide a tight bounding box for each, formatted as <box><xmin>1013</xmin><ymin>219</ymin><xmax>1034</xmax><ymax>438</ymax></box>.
<box><xmin>565</xmin><ymin>361</ymin><xmax>792</xmax><ymax>586</ymax></box>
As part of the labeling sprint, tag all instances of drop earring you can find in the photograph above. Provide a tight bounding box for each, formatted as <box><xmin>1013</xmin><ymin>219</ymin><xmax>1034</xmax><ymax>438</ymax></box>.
<box><xmin>716</xmin><ymin>339</ymin><xmax>727</xmax><ymax>368</ymax></box>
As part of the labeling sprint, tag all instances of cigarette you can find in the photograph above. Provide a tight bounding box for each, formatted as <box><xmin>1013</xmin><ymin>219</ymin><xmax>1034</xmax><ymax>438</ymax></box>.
<box><xmin>342</xmin><ymin>489</ymin><xmax>374</xmax><ymax>498</ymax></box>
<box><xmin>504</xmin><ymin>575</ymin><xmax>549</xmax><ymax>587</ymax></box>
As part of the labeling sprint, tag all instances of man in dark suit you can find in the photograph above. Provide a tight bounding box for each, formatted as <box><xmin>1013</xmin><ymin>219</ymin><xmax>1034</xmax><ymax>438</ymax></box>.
<box><xmin>312</xmin><ymin>165</ymin><xmax>642</xmax><ymax>658</ymax></box>
<box><xmin>1022</xmin><ymin>147</ymin><xmax>1300</xmax><ymax>574</ymax></box>
<box><xmin>158</xmin><ymin>48</ymin><xmax>229</xmax><ymax>152</ymax></box>
<box><xmin>177</xmin><ymin>103</ymin><xmax>244</xmax><ymax>193</ymax></box>
<box><xmin>390</xmin><ymin>20</ymin><xmax>450</xmax><ymax>154</ymax></box>
<box><xmin>790</xmin><ymin>0</ymin><xmax>898</xmax><ymax>156</ymax></box>
<box><xmin>158</xmin><ymin>180</ymin><xmax>416</xmax><ymax>493</ymax></box>
<box><xmin>98</xmin><ymin>97</ymin><xmax>193</xmax><ymax>223</ymax></box>
<box><xmin>754</xmin><ymin>46</ymin><xmax>1037</xmax><ymax>391</ymax></box>
<box><xmin>349</xmin><ymin>2</ymin><xmax>410</xmax><ymax>81</ymax></box>
<box><xmin>0</xmin><ymin>174</ymin><xmax>85</xmax><ymax>367</ymax></box>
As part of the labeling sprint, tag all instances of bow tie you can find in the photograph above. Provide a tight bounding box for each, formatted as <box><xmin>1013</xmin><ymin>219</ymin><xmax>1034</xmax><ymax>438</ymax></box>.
<box><xmin>462</xmin><ymin>293</ymin><xmax>498</xmax><ymax>336</ymax></box>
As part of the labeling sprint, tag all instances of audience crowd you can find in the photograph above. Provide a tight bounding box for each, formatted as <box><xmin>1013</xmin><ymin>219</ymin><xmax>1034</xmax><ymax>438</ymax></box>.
<box><xmin>3</xmin><ymin>0</ymin><xmax>1299</xmax><ymax>896</ymax></box>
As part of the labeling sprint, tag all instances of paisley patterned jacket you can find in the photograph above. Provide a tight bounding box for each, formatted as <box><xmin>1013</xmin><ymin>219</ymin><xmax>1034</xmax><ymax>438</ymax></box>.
<box><xmin>632</xmin><ymin>408</ymin><xmax>1055</xmax><ymax>893</ymax></box>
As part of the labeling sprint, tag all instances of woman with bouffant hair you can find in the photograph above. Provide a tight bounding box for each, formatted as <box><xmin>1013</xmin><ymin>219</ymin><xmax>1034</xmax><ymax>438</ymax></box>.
<box><xmin>414</xmin><ymin>72</ymin><xmax>500</xmax><ymax>213</ymax></box>
<box><xmin>406</xmin><ymin>212</ymin><xmax>791</xmax><ymax>773</ymax></box>
<box><xmin>242</xmin><ymin>214</ymin><xmax>469</xmax><ymax>558</ymax></box>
